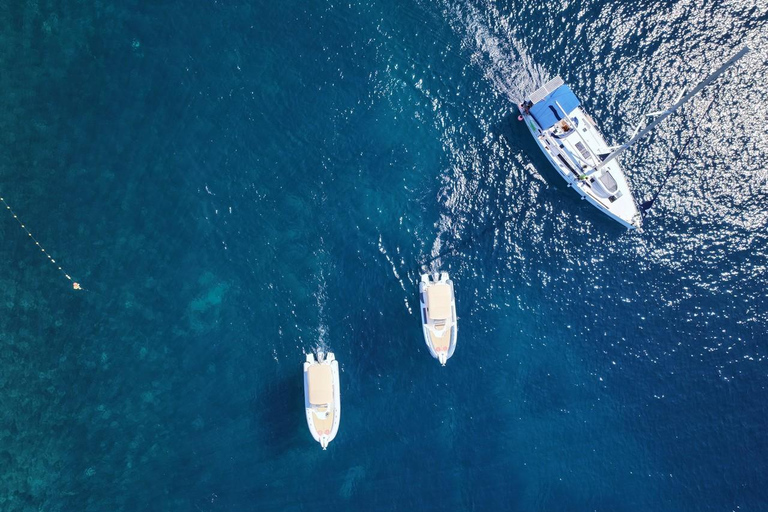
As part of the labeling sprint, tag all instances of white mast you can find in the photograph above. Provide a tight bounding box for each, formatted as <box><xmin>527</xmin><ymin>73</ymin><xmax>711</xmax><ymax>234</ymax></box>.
<box><xmin>596</xmin><ymin>46</ymin><xmax>750</xmax><ymax>170</ymax></box>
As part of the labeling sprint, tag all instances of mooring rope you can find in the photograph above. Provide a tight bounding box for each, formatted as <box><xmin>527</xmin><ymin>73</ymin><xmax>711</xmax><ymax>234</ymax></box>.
<box><xmin>1</xmin><ymin>195</ymin><xmax>81</xmax><ymax>290</ymax></box>
<box><xmin>640</xmin><ymin>96</ymin><xmax>717</xmax><ymax>215</ymax></box>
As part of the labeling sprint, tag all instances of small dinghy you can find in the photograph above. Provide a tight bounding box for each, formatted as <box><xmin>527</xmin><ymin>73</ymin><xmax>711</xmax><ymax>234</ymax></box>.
<box><xmin>303</xmin><ymin>351</ymin><xmax>340</xmax><ymax>449</ymax></box>
<box><xmin>419</xmin><ymin>272</ymin><xmax>457</xmax><ymax>366</ymax></box>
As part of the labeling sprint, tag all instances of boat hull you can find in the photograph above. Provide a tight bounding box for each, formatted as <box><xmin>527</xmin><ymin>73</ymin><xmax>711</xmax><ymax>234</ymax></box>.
<box><xmin>303</xmin><ymin>352</ymin><xmax>341</xmax><ymax>449</ymax></box>
<box><xmin>419</xmin><ymin>273</ymin><xmax>457</xmax><ymax>365</ymax></box>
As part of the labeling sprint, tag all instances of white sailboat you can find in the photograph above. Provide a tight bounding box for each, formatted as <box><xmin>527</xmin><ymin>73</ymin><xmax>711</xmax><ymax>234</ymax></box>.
<box><xmin>518</xmin><ymin>47</ymin><xmax>749</xmax><ymax>229</ymax></box>
<box><xmin>419</xmin><ymin>272</ymin><xmax>457</xmax><ymax>366</ymax></box>
<box><xmin>303</xmin><ymin>351</ymin><xmax>341</xmax><ymax>449</ymax></box>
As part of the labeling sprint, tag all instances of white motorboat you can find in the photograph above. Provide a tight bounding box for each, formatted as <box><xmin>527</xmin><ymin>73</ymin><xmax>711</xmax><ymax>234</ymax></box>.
<box><xmin>518</xmin><ymin>47</ymin><xmax>749</xmax><ymax>230</ymax></box>
<box><xmin>419</xmin><ymin>272</ymin><xmax>457</xmax><ymax>366</ymax></box>
<box><xmin>303</xmin><ymin>351</ymin><xmax>340</xmax><ymax>449</ymax></box>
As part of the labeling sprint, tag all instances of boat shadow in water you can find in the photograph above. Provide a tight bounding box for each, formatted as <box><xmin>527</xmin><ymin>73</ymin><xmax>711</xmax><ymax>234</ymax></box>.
<box><xmin>251</xmin><ymin>371</ymin><xmax>305</xmax><ymax>457</ymax></box>
<box><xmin>492</xmin><ymin>111</ymin><xmax>572</xmax><ymax>190</ymax></box>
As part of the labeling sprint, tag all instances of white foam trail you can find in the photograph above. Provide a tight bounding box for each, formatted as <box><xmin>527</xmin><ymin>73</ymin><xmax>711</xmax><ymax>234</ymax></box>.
<box><xmin>417</xmin><ymin>0</ymin><xmax>549</xmax><ymax>270</ymax></box>
<box><xmin>378</xmin><ymin>235</ymin><xmax>413</xmax><ymax>314</ymax></box>
<box><xmin>313</xmin><ymin>242</ymin><xmax>330</xmax><ymax>354</ymax></box>
<box><xmin>442</xmin><ymin>0</ymin><xmax>547</xmax><ymax>102</ymax></box>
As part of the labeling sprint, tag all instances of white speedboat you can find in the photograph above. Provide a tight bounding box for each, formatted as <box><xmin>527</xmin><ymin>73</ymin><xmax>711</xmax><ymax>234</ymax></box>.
<box><xmin>518</xmin><ymin>47</ymin><xmax>748</xmax><ymax>230</ymax></box>
<box><xmin>419</xmin><ymin>272</ymin><xmax>457</xmax><ymax>366</ymax></box>
<box><xmin>303</xmin><ymin>351</ymin><xmax>340</xmax><ymax>449</ymax></box>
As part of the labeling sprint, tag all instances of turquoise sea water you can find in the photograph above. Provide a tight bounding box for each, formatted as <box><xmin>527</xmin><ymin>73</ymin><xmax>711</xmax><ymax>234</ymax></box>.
<box><xmin>1</xmin><ymin>1</ymin><xmax>767</xmax><ymax>510</ymax></box>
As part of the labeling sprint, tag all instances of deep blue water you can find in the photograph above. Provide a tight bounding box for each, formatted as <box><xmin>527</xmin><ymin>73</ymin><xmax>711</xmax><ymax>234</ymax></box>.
<box><xmin>1</xmin><ymin>1</ymin><xmax>767</xmax><ymax>510</ymax></box>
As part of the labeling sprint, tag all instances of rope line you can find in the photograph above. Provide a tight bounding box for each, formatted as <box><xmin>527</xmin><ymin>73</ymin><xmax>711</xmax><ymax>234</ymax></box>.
<box><xmin>1</xmin><ymin>195</ymin><xmax>81</xmax><ymax>290</ymax></box>
<box><xmin>640</xmin><ymin>96</ymin><xmax>717</xmax><ymax>215</ymax></box>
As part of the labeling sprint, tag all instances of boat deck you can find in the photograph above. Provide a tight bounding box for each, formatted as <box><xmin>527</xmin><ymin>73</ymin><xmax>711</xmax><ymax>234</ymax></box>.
<box><xmin>428</xmin><ymin>326</ymin><xmax>451</xmax><ymax>352</ymax></box>
<box><xmin>310</xmin><ymin>408</ymin><xmax>335</xmax><ymax>435</ymax></box>
<box><xmin>533</xmin><ymin>107</ymin><xmax>639</xmax><ymax>227</ymax></box>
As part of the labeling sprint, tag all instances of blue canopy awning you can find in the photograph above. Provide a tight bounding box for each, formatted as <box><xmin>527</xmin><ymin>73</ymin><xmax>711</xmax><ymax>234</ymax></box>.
<box><xmin>529</xmin><ymin>85</ymin><xmax>581</xmax><ymax>130</ymax></box>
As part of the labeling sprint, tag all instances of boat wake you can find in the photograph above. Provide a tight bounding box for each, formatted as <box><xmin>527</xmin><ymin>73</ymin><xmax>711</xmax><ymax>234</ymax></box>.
<box><xmin>436</xmin><ymin>0</ymin><xmax>547</xmax><ymax>102</ymax></box>
<box><xmin>423</xmin><ymin>213</ymin><xmax>460</xmax><ymax>274</ymax></box>
<box><xmin>378</xmin><ymin>235</ymin><xmax>413</xmax><ymax>314</ymax></box>
<box><xmin>410</xmin><ymin>0</ymin><xmax>552</xmax><ymax>278</ymax></box>
<box><xmin>313</xmin><ymin>248</ymin><xmax>331</xmax><ymax>356</ymax></box>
